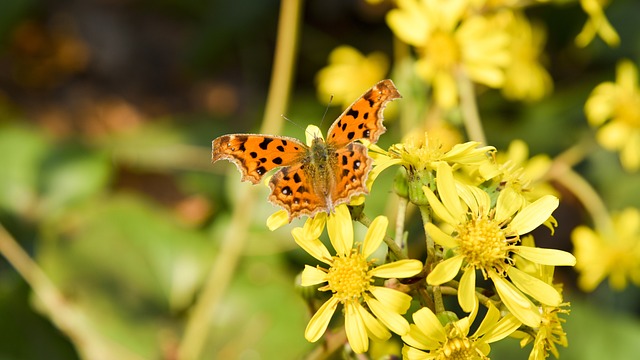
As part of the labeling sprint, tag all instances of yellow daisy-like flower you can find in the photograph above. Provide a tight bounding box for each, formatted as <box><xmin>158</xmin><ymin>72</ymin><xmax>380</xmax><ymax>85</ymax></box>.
<box><xmin>370</xmin><ymin>132</ymin><xmax>498</xmax><ymax>183</ymax></box>
<box><xmin>316</xmin><ymin>45</ymin><xmax>389</xmax><ymax>109</ymax></box>
<box><xmin>402</xmin><ymin>300</ymin><xmax>522</xmax><ymax>359</ymax></box>
<box><xmin>572</xmin><ymin>207</ymin><xmax>640</xmax><ymax>291</ymax></box>
<box><xmin>423</xmin><ymin>162</ymin><xmax>575</xmax><ymax>327</ymax></box>
<box><xmin>387</xmin><ymin>0</ymin><xmax>510</xmax><ymax>108</ymax></box>
<box><xmin>293</xmin><ymin>205</ymin><xmax>423</xmax><ymax>353</ymax></box>
<box><xmin>585</xmin><ymin>59</ymin><xmax>640</xmax><ymax>172</ymax></box>
<box><xmin>575</xmin><ymin>0</ymin><xmax>620</xmax><ymax>47</ymax></box>
<box><xmin>500</xmin><ymin>11</ymin><xmax>553</xmax><ymax>102</ymax></box>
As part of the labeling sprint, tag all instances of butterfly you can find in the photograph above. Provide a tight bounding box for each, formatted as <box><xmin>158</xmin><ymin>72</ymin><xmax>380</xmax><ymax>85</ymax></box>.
<box><xmin>212</xmin><ymin>79</ymin><xmax>401</xmax><ymax>221</ymax></box>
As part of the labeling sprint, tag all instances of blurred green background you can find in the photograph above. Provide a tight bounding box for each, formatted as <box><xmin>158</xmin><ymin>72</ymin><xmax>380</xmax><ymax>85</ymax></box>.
<box><xmin>1</xmin><ymin>0</ymin><xmax>639</xmax><ymax>359</ymax></box>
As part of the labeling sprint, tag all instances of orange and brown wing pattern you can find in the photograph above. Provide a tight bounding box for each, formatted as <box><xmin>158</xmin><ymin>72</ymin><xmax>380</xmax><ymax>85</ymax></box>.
<box><xmin>212</xmin><ymin>134</ymin><xmax>307</xmax><ymax>184</ymax></box>
<box><xmin>268</xmin><ymin>163</ymin><xmax>328</xmax><ymax>220</ymax></box>
<box><xmin>326</xmin><ymin>79</ymin><xmax>402</xmax><ymax>147</ymax></box>
<box><xmin>330</xmin><ymin>142</ymin><xmax>373</xmax><ymax>206</ymax></box>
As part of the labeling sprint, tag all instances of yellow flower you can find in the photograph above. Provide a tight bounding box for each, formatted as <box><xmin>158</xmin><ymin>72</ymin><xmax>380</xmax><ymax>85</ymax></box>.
<box><xmin>572</xmin><ymin>207</ymin><xmax>640</xmax><ymax>291</ymax></box>
<box><xmin>316</xmin><ymin>45</ymin><xmax>389</xmax><ymax>108</ymax></box>
<box><xmin>402</xmin><ymin>300</ymin><xmax>522</xmax><ymax>359</ymax></box>
<box><xmin>293</xmin><ymin>205</ymin><xmax>423</xmax><ymax>353</ymax></box>
<box><xmin>423</xmin><ymin>162</ymin><xmax>575</xmax><ymax>327</ymax></box>
<box><xmin>500</xmin><ymin>11</ymin><xmax>553</xmax><ymax>102</ymax></box>
<box><xmin>387</xmin><ymin>0</ymin><xmax>510</xmax><ymax>108</ymax></box>
<box><xmin>575</xmin><ymin>0</ymin><xmax>620</xmax><ymax>47</ymax></box>
<box><xmin>585</xmin><ymin>59</ymin><xmax>640</xmax><ymax>172</ymax></box>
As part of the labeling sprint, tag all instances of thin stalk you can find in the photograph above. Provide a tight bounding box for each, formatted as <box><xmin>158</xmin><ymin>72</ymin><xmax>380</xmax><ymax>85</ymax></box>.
<box><xmin>178</xmin><ymin>0</ymin><xmax>302</xmax><ymax>358</ymax></box>
<box><xmin>456</xmin><ymin>69</ymin><xmax>486</xmax><ymax>144</ymax></box>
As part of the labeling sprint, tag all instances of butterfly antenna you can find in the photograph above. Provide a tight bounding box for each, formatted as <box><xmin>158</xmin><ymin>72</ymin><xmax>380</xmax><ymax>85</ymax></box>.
<box><xmin>281</xmin><ymin>114</ymin><xmax>305</xmax><ymax>132</ymax></box>
<box><xmin>318</xmin><ymin>94</ymin><xmax>334</xmax><ymax>129</ymax></box>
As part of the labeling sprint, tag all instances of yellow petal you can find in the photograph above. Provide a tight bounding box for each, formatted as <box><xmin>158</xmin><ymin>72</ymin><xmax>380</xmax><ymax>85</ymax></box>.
<box><xmin>423</xmin><ymin>185</ymin><xmax>459</xmax><ymax>225</ymax></box>
<box><xmin>362</xmin><ymin>216</ymin><xmax>388</xmax><ymax>258</ymax></box>
<box><xmin>427</xmin><ymin>255</ymin><xmax>464</xmax><ymax>285</ymax></box>
<box><xmin>510</xmin><ymin>195</ymin><xmax>559</xmax><ymax>235</ymax></box>
<box><xmin>305</xmin><ymin>125</ymin><xmax>324</xmax><ymax>145</ymax></box>
<box><xmin>345</xmin><ymin>302</ymin><xmax>369</xmax><ymax>353</ymax></box>
<box><xmin>436</xmin><ymin>162</ymin><xmax>464</xmax><ymax>219</ymax></box>
<box><xmin>490</xmin><ymin>273</ymin><xmax>541</xmax><ymax>328</ymax></box>
<box><xmin>305</xmin><ymin>296</ymin><xmax>339</xmax><ymax>342</ymax></box>
<box><xmin>301</xmin><ymin>265</ymin><xmax>328</xmax><ymax>286</ymax></box>
<box><xmin>291</xmin><ymin>227</ymin><xmax>332</xmax><ymax>265</ymax></box>
<box><xmin>266</xmin><ymin>210</ymin><xmax>289</xmax><ymax>230</ymax></box>
<box><xmin>303</xmin><ymin>213</ymin><xmax>327</xmax><ymax>240</ymax></box>
<box><xmin>411</xmin><ymin>307</ymin><xmax>447</xmax><ymax>343</ymax></box>
<box><xmin>482</xmin><ymin>313</ymin><xmax>522</xmax><ymax>344</ymax></box>
<box><xmin>327</xmin><ymin>204</ymin><xmax>353</xmax><ymax>255</ymax></box>
<box><xmin>355</xmin><ymin>304</ymin><xmax>391</xmax><ymax>342</ymax></box>
<box><xmin>514</xmin><ymin>246</ymin><xmax>576</xmax><ymax>266</ymax></box>
<box><xmin>366</xmin><ymin>296</ymin><xmax>410</xmax><ymax>335</ymax></box>
<box><xmin>369</xmin><ymin>286</ymin><xmax>412</xmax><ymax>313</ymax></box>
<box><xmin>425</xmin><ymin>223</ymin><xmax>458</xmax><ymax>248</ymax></box>
<box><xmin>473</xmin><ymin>301</ymin><xmax>500</xmax><ymax>337</ymax></box>
<box><xmin>495</xmin><ymin>187</ymin><xmax>523</xmax><ymax>224</ymax></box>
<box><xmin>458</xmin><ymin>267</ymin><xmax>476</xmax><ymax>312</ymax></box>
<box><xmin>508</xmin><ymin>267</ymin><xmax>562</xmax><ymax>306</ymax></box>
<box><xmin>370</xmin><ymin>259</ymin><xmax>423</xmax><ymax>279</ymax></box>
<box><xmin>403</xmin><ymin>345</ymin><xmax>431</xmax><ymax>360</ymax></box>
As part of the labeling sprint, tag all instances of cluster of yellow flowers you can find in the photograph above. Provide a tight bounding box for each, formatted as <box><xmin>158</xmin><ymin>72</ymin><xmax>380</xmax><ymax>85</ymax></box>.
<box><xmin>267</xmin><ymin>127</ymin><xmax>576</xmax><ymax>358</ymax></box>
<box><xmin>263</xmin><ymin>0</ymin><xmax>639</xmax><ymax>358</ymax></box>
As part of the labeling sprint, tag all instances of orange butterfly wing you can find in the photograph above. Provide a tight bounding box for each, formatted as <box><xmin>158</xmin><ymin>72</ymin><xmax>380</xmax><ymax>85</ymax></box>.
<box><xmin>330</xmin><ymin>142</ymin><xmax>373</xmax><ymax>206</ymax></box>
<box><xmin>212</xmin><ymin>134</ymin><xmax>307</xmax><ymax>184</ymax></box>
<box><xmin>268</xmin><ymin>162</ymin><xmax>328</xmax><ymax>219</ymax></box>
<box><xmin>326</xmin><ymin>79</ymin><xmax>402</xmax><ymax>147</ymax></box>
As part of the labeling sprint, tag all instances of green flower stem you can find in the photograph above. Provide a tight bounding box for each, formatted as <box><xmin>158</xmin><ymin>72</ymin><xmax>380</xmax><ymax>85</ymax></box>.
<box><xmin>178</xmin><ymin>0</ymin><xmax>302</xmax><ymax>358</ymax></box>
<box><xmin>433</xmin><ymin>285</ymin><xmax>445</xmax><ymax>314</ymax></box>
<box><xmin>394</xmin><ymin>196</ymin><xmax>409</xmax><ymax>255</ymax></box>
<box><xmin>0</xmin><ymin>224</ymin><xmax>144</xmax><ymax>360</ymax></box>
<box><xmin>456</xmin><ymin>69</ymin><xmax>486</xmax><ymax>144</ymax></box>
<box><xmin>418</xmin><ymin>205</ymin><xmax>435</xmax><ymax>265</ymax></box>
<box><xmin>356</xmin><ymin>213</ymin><xmax>407</xmax><ymax>260</ymax></box>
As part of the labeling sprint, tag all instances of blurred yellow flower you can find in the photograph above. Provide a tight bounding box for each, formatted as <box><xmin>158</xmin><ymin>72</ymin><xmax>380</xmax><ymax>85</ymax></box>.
<box><xmin>316</xmin><ymin>45</ymin><xmax>389</xmax><ymax>108</ymax></box>
<box><xmin>572</xmin><ymin>207</ymin><xmax>640</xmax><ymax>291</ymax></box>
<box><xmin>386</xmin><ymin>0</ymin><xmax>510</xmax><ymax>108</ymax></box>
<box><xmin>293</xmin><ymin>205</ymin><xmax>423</xmax><ymax>353</ymax></box>
<box><xmin>500</xmin><ymin>11</ymin><xmax>553</xmax><ymax>102</ymax></box>
<box><xmin>423</xmin><ymin>162</ymin><xmax>575</xmax><ymax>327</ymax></box>
<box><xmin>402</xmin><ymin>300</ymin><xmax>521</xmax><ymax>359</ymax></box>
<box><xmin>575</xmin><ymin>0</ymin><xmax>620</xmax><ymax>47</ymax></box>
<box><xmin>585</xmin><ymin>59</ymin><xmax>640</xmax><ymax>172</ymax></box>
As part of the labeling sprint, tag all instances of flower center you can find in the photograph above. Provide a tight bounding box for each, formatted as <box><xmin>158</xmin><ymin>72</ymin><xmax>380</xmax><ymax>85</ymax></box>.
<box><xmin>456</xmin><ymin>217</ymin><xmax>510</xmax><ymax>273</ymax></box>
<box><xmin>326</xmin><ymin>251</ymin><xmax>372</xmax><ymax>303</ymax></box>
<box><xmin>426</xmin><ymin>31</ymin><xmax>460</xmax><ymax>70</ymax></box>
<box><xmin>437</xmin><ymin>337</ymin><xmax>475</xmax><ymax>360</ymax></box>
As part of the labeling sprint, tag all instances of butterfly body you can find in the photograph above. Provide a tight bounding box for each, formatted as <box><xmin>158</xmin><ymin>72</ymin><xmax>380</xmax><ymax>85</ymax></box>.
<box><xmin>212</xmin><ymin>79</ymin><xmax>401</xmax><ymax>221</ymax></box>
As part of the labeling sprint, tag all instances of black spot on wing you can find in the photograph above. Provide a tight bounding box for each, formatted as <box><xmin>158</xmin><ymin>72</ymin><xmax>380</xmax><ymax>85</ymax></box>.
<box><xmin>346</xmin><ymin>108</ymin><xmax>359</xmax><ymax>119</ymax></box>
<box><xmin>293</xmin><ymin>173</ymin><xmax>301</xmax><ymax>183</ymax></box>
<box><xmin>282</xmin><ymin>186</ymin><xmax>292</xmax><ymax>196</ymax></box>
<box><xmin>272</xmin><ymin>157</ymin><xmax>283</xmax><ymax>165</ymax></box>
<box><xmin>347</xmin><ymin>132</ymin><xmax>355</xmax><ymax>140</ymax></box>
<box><xmin>259</xmin><ymin>138</ymin><xmax>274</xmax><ymax>150</ymax></box>
<box><xmin>249</xmin><ymin>152</ymin><xmax>258</xmax><ymax>158</ymax></box>
<box><xmin>256</xmin><ymin>166</ymin><xmax>267</xmax><ymax>175</ymax></box>
<box><xmin>276</xmin><ymin>145</ymin><xmax>285</xmax><ymax>152</ymax></box>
